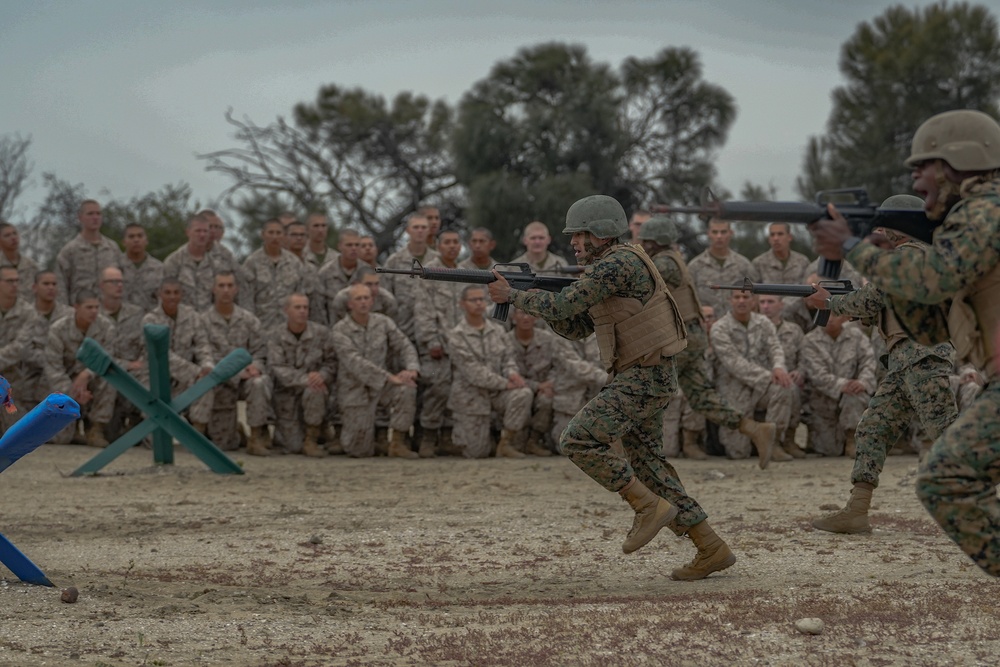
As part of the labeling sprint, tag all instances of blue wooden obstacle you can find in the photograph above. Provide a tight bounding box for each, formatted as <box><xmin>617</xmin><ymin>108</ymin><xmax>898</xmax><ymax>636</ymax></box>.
<box><xmin>0</xmin><ymin>393</ymin><xmax>81</xmax><ymax>586</ymax></box>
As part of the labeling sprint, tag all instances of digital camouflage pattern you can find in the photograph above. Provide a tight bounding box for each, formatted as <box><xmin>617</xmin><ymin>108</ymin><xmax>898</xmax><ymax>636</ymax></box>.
<box><xmin>847</xmin><ymin>175</ymin><xmax>1000</xmax><ymax>576</ymax></box>
<box><xmin>17</xmin><ymin>303</ymin><xmax>72</xmax><ymax>411</ymax></box>
<box><xmin>750</xmin><ymin>248</ymin><xmax>810</xmax><ymax>285</ymax></box>
<box><xmin>203</xmin><ymin>304</ymin><xmax>272</xmax><ymax>435</ymax></box>
<box><xmin>829</xmin><ymin>282</ymin><xmax>958</xmax><ymax>486</ymax></box>
<box><xmin>54</xmin><ymin>235</ymin><xmax>123</xmax><ymax>305</ymax></box>
<box><xmin>382</xmin><ymin>246</ymin><xmax>439</xmax><ymax>340</ymax></box>
<box><xmin>550</xmin><ymin>336</ymin><xmax>606</xmax><ymax>449</ymax></box>
<box><xmin>687</xmin><ymin>249</ymin><xmax>758</xmax><ymax>317</ymax></box>
<box><xmin>267</xmin><ymin>321</ymin><xmax>336</xmax><ymax>452</ymax></box>
<box><xmin>141</xmin><ymin>304</ymin><xmax>215</xmax><ymax>425</ymax></box>
<box><xmin>508</xmin><ymin>250</ymin><xmax>569</xmax><ymax>274</ymax></box>
<box><xmin>412</xmin><ymin>258</ymin><xmax>464</xmax><ymax>431</ymax></box>
<box><xmin>0</xmin><ymin>253</ymin><xmax>39</xmax><ymax>303</ymax></box>
<box><xmin>508</xmin><ymin>326</ymin><xmax>563</xmax><ymax>438</ymax></box>
<box><xmin>510</xmin><ymin>244</ymin><xmax>708</xmax><ymax>530</ymax></box>
<box><xmin>317</xmin><ymin>259</ymin><xmax>361</xmax><ymax>326</ymax></box>
<box><xmin>242</xmin><ymin>249</ymin><xmax>310</xmax><ymax>331</ymax></box>
<box><xmin>800</xmin><ymin>323</ymin><xmax>876</xmax><ymax>456</ymax></box>
<box><xmin>121</xmin><ymin>255</ymin><xmax>164</xmax><ymax>313</ymax></box>
<box><xmin>163</xmin><ymin>245</ymin><xmax>241</xmax><ymax>312</ymax></box>
<box><xmin>328</xmin><ymin>285</ymin><xmax>398</xmax><ymax>327</ymax></box>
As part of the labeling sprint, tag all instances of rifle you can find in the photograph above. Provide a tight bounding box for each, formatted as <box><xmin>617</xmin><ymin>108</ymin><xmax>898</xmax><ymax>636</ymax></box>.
<box><xmin>544</xmin><ymin>265</ymin><xmax>587</xmax><ymax>275</ymax></box>
<box><xmin>654</xmin><ymin>187</ymin><xmax>927</xmax><ymax>326</ymax></box>
<box><xmin>710</xmin><ymin>278</ymin><xmax>856</xmax><ymax>298</ymax></box>
<box><xmin>376</xmin><ymin>260</ymin><xmax>576</xmax><ymax>322</ymax></box>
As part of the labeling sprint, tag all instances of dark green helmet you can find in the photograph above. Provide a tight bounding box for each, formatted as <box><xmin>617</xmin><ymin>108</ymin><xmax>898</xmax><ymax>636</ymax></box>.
<box><xmin>637</xmin><ymin>215</ymin><xmax>680</xmax><ymax>246</ymax></box>
<box><xmin>563</xmin><ymin>195</ymin><xmax>628</xmax><ymax>238</ymax></box>
<box><xmin>879</xmin><ymin>194</ymin><xmax>924</xmax><ymax>210</ymax></box>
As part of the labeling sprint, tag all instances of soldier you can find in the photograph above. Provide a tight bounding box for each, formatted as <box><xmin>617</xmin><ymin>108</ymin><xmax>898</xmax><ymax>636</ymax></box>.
<box><xmin>550</xmin><ymin>336</ymin><xmax>607</xmax><ymax>452</ymax></box>
<box><xmin>98</xmin><ymin>266</ymin><xmax>146</xmax><ymax>442</ymax></box>
<box><xmin>510</xmin><ymin>221</ymin><xmax>569</xmax><ymax>273</ymax></box>
<box><xmin>712</xmin><ymin>290</ymin><xmax>795</xmax><ymax>461</ymax></box>
<box><xmin>121</xmin><ymin>223</ymin><xmax>164</xmax><ymax>313</ymax></box>
<box><xmin>800</xmin><ymin>313</ymin><xmax>876</xmax><ymax>457</ymax></box>
<box><xmin>242</xmin><ymin>220</ymin><xmax>310</xmax><ymax>331</ymax></box>
<box><xmin>284</xmin><ymin>220</ymin><xmax>326</xmax><ymax>325</ymax></box>
<box><xmin>163</xmin><ymin>213</ymin><xmax>240</xmax><ymax>312</ymax></box>
<box><xmin>141</xmin><ymin>279</ymin><xmax>215</xmax><ymax>434</ymax></box>
<box><xmin>54</xmin><ymin>199</ymin><xmax>123</xmax><ymax>305</ymax></box>
<box><xmin>317</xmin><ymin>229</ymin><xmax>364</xmax><ymax>326</ymax></box>
<box><xmin>750</xmin><ymin>223</ymin><xmax>810</xmax><ymax>284</ymax></box>
<box><xmin>382</xmin><ymin>213</ymin><xmax>439</xmax><ymax>340</ymax></box>
<box><xmin>447</xmin><ymin>285</ymin><xmax>532</xmax><ymax>459</ymax></box>
<box><xmin>200</xmin><ymin>210</ymin><xmax>241</xmax><ymax>270</ymax></box>
<box><xmin>411</xmin><ymin>229</ymin><xmax>465</xmax><ymax>457</ymax></box>
<box><xmin>785</xmin><ymin>257</ymin><xmax>868</xmax><ymax>333</ymax></box>
<box><xmin>459</xmin><ymin>227</ymin><xmax>500</xmax><ymax>271</ymax></box>
<box><xmin>629</xmin><ymin>210</ymin><xmax>651</xmax><ymax>244</ymax></box>
<box><xmin>268</xmin><ymin>293</ymin><xmax>335</xmax><ymax>457</ymax></box>
<box><xmin>757</xmin><ymin>294</ymin><xmax>807</xmax><ymax>459</ymax></box>
<box><xmin>490</xmin><ymin>194</ymin><xmax>735</xmax><ymax>581</ymax></box>
<box><xmin>806</xmin><ymin>195</ymin><xmax>959</xmax><ymax>534</ymax></box>
<box><xmin>358</xmin><ymin>235</ymin><xmax>379</xmax><ymax>269</ymax></box>
<box><xmin>638</xmin><ymin>216</ymin><xmax>777</xmax><ymax>465</ymax></box>
<box><xmin>304</xmin><ymin>212</ymin><xmax>340</xmax><ymax>269</ymax></box>
<box><xmin>327</xmin><ymin>265</ymin><xmax>398</xmax><ymax>325</ymax></box>
<box><xmin>202</xmin><ymin>271</ymin><xmax>272</xmax><ymax>455</ymax></box>
<box><xmin>687</xmin><ymin>219</ymin><xmax>758</xmax><ymax>317</ymax></box>
<box><xmin>419</xmin><ymin>204</ymin><xmax>442</xmax><ymax>249</ymax></box>
<box><xmin>507</xmin><ymin>308</ymin><xmax>563</xmax><ymax>456</ymax></box>
<box><xmin>0</xmin><ymin>221</ymin><xmax>38</xmax><ymax>302</ymax></box>
<box><xmin>44</xmin><ymin>290</ymin><xmax>116</xmax><ymax>446</ymax></box>
<box><xmin>331</xmin><ymin>284</ymin><xmax>420</xmax><ymax>458</ymax></box>
<box><xmin>18</xmin><ymin>271</ymin><xmax>72</xmax><ymax>415</ymax></box>
<box><xmin>0</xmin><ymin>266</ymin><xmax>35</xmax><ymax>428</ymax></box>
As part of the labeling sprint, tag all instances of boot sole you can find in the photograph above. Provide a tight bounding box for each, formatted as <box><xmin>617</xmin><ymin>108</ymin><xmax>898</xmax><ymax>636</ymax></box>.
<box><xmin>670</xmin><ymin>551</ymin><xmax>737</xmax><ymax>581</ymax></box>
<box><xmin>811</xmin><ymin>520</ymin><xmax>872</xmax><ymax>534</ymax></box>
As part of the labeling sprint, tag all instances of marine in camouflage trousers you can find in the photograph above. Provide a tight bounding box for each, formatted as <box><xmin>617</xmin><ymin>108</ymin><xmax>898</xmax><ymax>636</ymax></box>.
<box><xmin>272</xmin><ymin>386</ymin><xmax>327</xmax><ymax>453</ymax></box>
<box><xmin>806</xmin><ymin>391</ymin><xmax>870</xmax><ymax>457</ymax></box>
<box><xmin>340</xmin><ymin>384</ymin><xmax>417</xmax><ymax>457</ymax></box>
<box><xmin>916</xmin><ymin>381</ymin><xmax>1000</xmax><ymax>576</ymax></box>
<box><xmin>853</xmin><ymin>352</ymin><xmax>957</xmax><ymax>487</ymax></box>
<box><xmin>673</xmin><ymin>322</ymin><xmax>744</xmax><ymax>427</ymax></box>
<box><xmin>561</xmin><ymin>364</ymin><xmax>708</xmax><ymax>532</ymax></box>
<box><xmin>451</xmin><ymin>387</ymin><xmax>532</xmax><ymax>459</ymax></box>
<box><xmin>208</xmin><ymin>375</ymin><xmax>273</xmax><ymax>451</ymax></box>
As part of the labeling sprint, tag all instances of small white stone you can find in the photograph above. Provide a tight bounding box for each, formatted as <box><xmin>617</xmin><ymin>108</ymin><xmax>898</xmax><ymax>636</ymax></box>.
<box><xmin>795</xmin><ymin>618</ymin><xmax>825</xmax><ymax>635</ymax></box>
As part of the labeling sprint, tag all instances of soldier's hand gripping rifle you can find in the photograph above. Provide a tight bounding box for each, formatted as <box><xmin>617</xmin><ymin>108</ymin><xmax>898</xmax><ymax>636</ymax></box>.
<box><xmin>376</xmin><ymin>260</ymin><xmax>576</xmax><ymax>322</ymax></box>
<box><xmin>711</xmin><ymin>278</ymin><xmax>855</xmax><ymax>323</ymax></box>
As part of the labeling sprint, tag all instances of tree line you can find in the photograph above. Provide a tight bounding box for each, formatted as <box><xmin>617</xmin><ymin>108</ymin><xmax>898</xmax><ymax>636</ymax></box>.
<box><xmin>3</xmin><ymin>1</ymin><xmax>999</xmax><ymax>267</ymax></box>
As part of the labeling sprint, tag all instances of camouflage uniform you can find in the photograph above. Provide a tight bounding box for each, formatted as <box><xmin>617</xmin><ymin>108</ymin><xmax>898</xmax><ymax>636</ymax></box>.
<box><xmin>773</xmin><ymin>318</ymin><xmax>806</xmax><ymax>437</ymax></box>
<box><xmin>327</xmin><ymin>286</ymin><xmax>398</xmax><ymax>327</ymax></box>
<box><xmin>122</xmin><ymin>255</ymin><xmax>164</xmax><ymax>313</ymax></box>
<box><xmin>382</xmin><ymin>247</ymin><xmax>439</xmax><ymax>340</ymax></box>
<box><xmin>447</xmin><ymin>318</ymin><xmax>532</xmax><ymax>458</ymax></box>
<box><xmin>203</xmin><ymin>305</ymin><xmax>272</xmax><ymax>450</ymax></box>
<box><xmin>102</xmin><ymin>301</ymin><xmax>147</xmax><ymax>442</ymax></box>
<box><xmin>317</xmin><ymin>259</ymin><xmax>362</xmax><ymax>326</ymax></box>
<box><xmin>687</xmin><ymin>249</ymin><xmax>758</xmax><ymax>316</ymax></box>
<box><xmin>140</xmin><ymin>305</ymin><xmax>215</xmax><ymax>425</ymax></box>
<box><xmin>242</xmin><ymin>248</ymin><xmax>309</xmax><ymax>331</ymax></box>
<box><xmin>304</xmin><ymin>245</ymin><xmax>340</xmax><ymax>270</ymax></box>
<box><xmin>750</xmin><ymin>248</ymin><xmax>810</xmax><ymax>285</ymax></box>
<box><xmin>712</xmin><ymin>312</ymin><xmax>793</xmax><ymax>458</ymax></box>
<box><xmin>17</xmin><ymin>304</ymin><xmax>72</xmax><ymax>412</ymax></box>
<box><xmin>44</xmin><ymin>313</ymin><xmax>117</xmax><ymax>442</ymax></box>
<box><xmin>828</xmin><ymin>281</ymin><xmax>957</xmax><ymax>485</ymax></box>
<box><xmin>412</xmin><ymin>258</ymin><xmax>464</xmax><ymax>432</ymax></box>
<box><xmin>331</xmin><ymin>313</ymin><xmax>418</xmax><ymax>457</ymax></box>
<box><xmin>54</xmin><ymin>234</ymin><xmax>123</xmax><ymax>305</ymax></box>
<box><xmin>510</xmin><ymin>244</ymin><xmax>710</xmax><ymax>531</ymax></box>
<box><xmin>847</xmin><ymin>175</ymin><xmax>1000</xmax><ymax>575</ymax></box>
<box><xmin>458</xmin><ymin>256</ymin><xmax>499</xmax><ymax>271</ymax></box>
<box><xmin>298</xmin><ymin>260</ymin><xmax>327</xmax><ymax>325</ymax></box>
<box><xmin>784</xmin><ymin>258</ymin><xmax>866</xmax><ymax>333</ymax></box>
<box><xmin>267</xmin><ymin>321</ymin><xmax>336</xmax><ymax>453</ymax></box>
<box><xmin>800</xmin><ymin>322</ymin><xmax>877</xmax><ymax>456</ymax></box>
<box><xmin>508</xmin><ymin>326</ymin><xmax>565</xmax><ymax>445</ymax></box>
<box><xmin>163</xmin><ymin>245</ymin><xmax>241</xmax><ymax>313</ymax></box>
<box><xmin>0</xmin><ymin>300</ymin><xmax>39</xmax><ymax>429</ymax></box>
<box><xmin>0</xmin><ymin>254</ymin><xmax>39</xmax><ymax>303</ymax></box>
<box><xmin>550</xmin><ymin>337</ymin><xmax>607</xmax><ymax>449</ymax></box>
<box><xmin>508</xmin><ymin>250</ymin><xmax>569</xmax><ymax>273</ymax></box>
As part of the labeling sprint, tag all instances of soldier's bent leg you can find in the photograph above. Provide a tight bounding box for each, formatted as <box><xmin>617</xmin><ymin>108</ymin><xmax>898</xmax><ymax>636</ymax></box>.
<box><xmin>496</xmin><ymin>386</ymin><xmax>533</xmax><ymax>433</ymax></box>
<box><xmin>384</xmin><ymin>384</ymin><xmax>417</xmax><ymax>436</ymax></box>
<box><xmin>241</xmin><ymin>375</ymin><xmax>273</xmax><ymax>429</ymax></box>
<box><xmin>852</xmin><ymin>374</ymin><xmax>912</xmax><ymax>488</ymax></box>
<box><xmin>451</xmin><ymin>414</ymin><xmax>492</xmax><ymax>459</ymax></box>
<box><xmin>340</xmin><ymin>404</ymin><xmax>378</xmax><ymax>457</ymax></box>
<box><xmin>916</xmin><ymin>382</ymin><xmax>1000</xmax><ymax>577</ymax></box>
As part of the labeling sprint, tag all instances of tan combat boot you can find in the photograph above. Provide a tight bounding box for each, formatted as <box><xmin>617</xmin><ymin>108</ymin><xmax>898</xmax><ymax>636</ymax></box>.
<box><xmin>247</xmin><ymin>425</ymin><xmax>270</xmax><ymax>456</ymax></box>
<box><xmin>738</xmin><ymin>417</ymin><xmax>776</xmax><ymax>470</ymax></box>
<box><xmin>191</xmin><ymin>421</ymin><xmax>208</xmax><ymax>435</ymax></box>
<box><xmin>681</xmin><ymin>429</ymin><xmax>708</xmax><ymax>460</ymax></box>
<box><xmin>374</xmin><ymin>427</ymin><xmax>389</xmax><ymax>456</ymax></box>
<box><xmin>844</xmin><ymin>429</ymin><xmax>857</xmax><ymax>459</ymax></box>
<box><xmin>302</xmin><ymin>426</ymin><xmax>327</xmax><ymax>457</ymax></box>
<box><xmin>495</xmin><ymin>429</ymin><xmax>526</xmax><ymax>458</ymax></box>
<box><xmin>770</xmin><ymin>434</ymin><xmax>793</xmax><ymax>462</ymax></box>
<box><xmin>670</xmin><ymin>520</ymin><xmax>737</xmax><ymax>580</ymax></box>
<box><xmin>86</xmin><ymin>423</ymin><xmax>109</xmax><ymax>448</ymax></box>
<box><xmin>620</xmin><ymin>478</ymin><xmax>679</xmax><ymax>554</ymax></box>
<box><xmin>418</xmin><ymin>428</ymin><xmax>438</xmax><ymax>458</ymax></box>
<box><xmin>812</xmin><ymin>483</ymin><xmax>873</xmax><ymax>534</ymax></box>
<box><xmin>782</xmin><ymin>426</ymin><xmax>806</xmax><ymax>458</ymax></box>
<box><xmin>388</xmin><ymin>430</ymin><xmax>419</xmax><ymax>459</ymax></box>
<box><xmin>523</xmin><ymin>430</ymin><xmax>553</xmax><ymax>457</ymax></box>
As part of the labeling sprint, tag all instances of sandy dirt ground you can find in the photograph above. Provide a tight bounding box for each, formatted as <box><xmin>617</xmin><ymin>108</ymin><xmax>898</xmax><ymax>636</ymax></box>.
<box><xmin>0</xmin><ymin>444</ymin><xmax>997</xmax><ymax>667</ymax></box>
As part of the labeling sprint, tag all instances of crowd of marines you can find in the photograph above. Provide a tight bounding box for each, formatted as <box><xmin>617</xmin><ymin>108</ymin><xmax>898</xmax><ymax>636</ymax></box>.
<box><xmin>0</xmin><ymin>108</ymin><xmax>997</xmax><ymax>580</ymax></box>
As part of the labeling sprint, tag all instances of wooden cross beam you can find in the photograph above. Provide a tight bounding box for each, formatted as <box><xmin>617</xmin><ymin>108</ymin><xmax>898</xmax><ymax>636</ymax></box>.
<box><xmin>71</xmin><ymin>324</ymin><xmax>249</xmax><ymax>476</ymax></box>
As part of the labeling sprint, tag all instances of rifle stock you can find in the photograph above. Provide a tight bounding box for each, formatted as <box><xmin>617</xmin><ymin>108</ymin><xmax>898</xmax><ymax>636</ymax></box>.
<box><xmin>710</xmin><ymin>278</ymin><xmax>855</xmax><ymax>298</ymax></box>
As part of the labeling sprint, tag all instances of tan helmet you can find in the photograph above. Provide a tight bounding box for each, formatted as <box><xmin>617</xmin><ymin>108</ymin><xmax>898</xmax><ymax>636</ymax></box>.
<box><xmin>637</xmin><ymin>215</ymin><xmax>680</xmax><ymax>246</ymax></box>
<box><xmin>905</xmin><ymin>110</ymin><xmax>1000</xmax><ymax>171</ymax></box>
<box><xmin>563</xmin><ymin>195</ymin><xmax>628</xmax><ymax>238</ymax></box>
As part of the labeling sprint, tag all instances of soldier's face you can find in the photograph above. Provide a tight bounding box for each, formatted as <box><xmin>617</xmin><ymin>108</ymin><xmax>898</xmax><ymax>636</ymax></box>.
<box><xmin>206</xmin><ymin>215</ymin><xmax>225</xmax><ymax>242</ymax></box>
<box><xmin>186</xmin><ymin>221</ymin><xmax>210</xmax><ymax>252</ymax></box>
<box><xmin>911</xmin><ymin>160</ymin><xmax>942</xmax><ymax>217</ymax></box>
<box><xmin>460</xmin><ymin>289</ymin><xmax>488</xmax><ymax>318</ymax></box>
<box><xmin>100</xmin><ymin>270</ymin><xmax>124</xmax><ymax>300</ymax></box>
<box><xmin>524</xmin><ymin>228</ymin><xmax>550</xmax><ymax>254</ymax></box>
<box><xmin>358</xmin><ymin>238</ymin><xmax>377</xmax><ymax>262</ymax></box>
<box><xmin>124</xmin><ymin>228</ymin><xmax>148</xmax><ymax>254</ymax></box>
<box><xmin>347</xmin><ymin>286</ymin><xmax>373</xmax><ymax>315</ymax></box>
<box><xmin>307</xmin><ymin>217</ymin><xmax>328</xmax><ymax>243</ymax></box>
<box><xmin>469</xmin><ymin>232</ymin><xmax>495</xmax><ymax>259</ymax></box>
<box><xmin>423</xmin><ymin>209</ymin><xmax>441</xmax><ymax>235</ymax></box>
<box><xmin>262</xmin><ymin>224</ymin><xmax>284</xmax><ymax>251</ymax></box>
<box><xmin>757</xmin><ymin>295</ymin><xmax>782</xmax><ymax>319</ymax></box>
<box><xmin>570</xmin><ymin>232</ymin><xmax>607</xmax><ymax>264</ymax></box>
<box><xmin>78</xmin><ymin>203</ymin><xmax>102</xmax><ymax>232</ymax></box>
<box><xmin>768</xmin><ymin>225</ymin><xmax>791</xmax><ymax>254</ymax></box>
<box><xmin>639</xmin><ymin>238</ymin><xmax>658</xmax><ymax>255</ymax></box>
<box><xmin>213</xmin><ymin>276</ymin><xmax>237</xmax><ymax>305</ymax></box>
<box><xmin>512</xmin><ymin>309</ymin><xmax>536</xmax><ymax>332</ymax></box>
<box><xmin>437</xmin><ymin>233</ymin><xmax>461</xmax><ymax>262</ymax></box>
<box><xmin>287</xmin><ymin>226</ymin><xmax>307</xmax><ymax>253</ymax></box>
<box><xmin>0</xmin><ymin>226</ymin><xmax>19</xmax><ymax>252</ymax></box>
<box><xmin>75</xmin><ymin>299</ymin><xmax>100</xmax><ymax>327</ymax></box>
<box><xmin>285</xmin><ymin>296</ymin><xmax>310</xmax><ymax>326</ymax></box>
<box><xmin>34</xmin><ymin>274</ymin><xmax>58</xmax><ymax>302</ymax></box>
<box><xmin>407</xmin><ymin>218</ymin><xmax>429</xmax><ymax>245</ymax></box>
<box><xmin>729</xmin><ymin>291</ymin><xmax>755</xmax><ymax>316</ymax></box>
<box><xmin>361</xmin><ymin>276</ymin><xmax>380</xmax><ymax>298</ymax></box>
<box><xmin>0</xmin><ymin>270</ymin><xmax>18</xmax><ymax>299</ymax></box>
<box><xmin>708</xmin><ymin>222</ymin><xmax>732</xmax><ymax>252</ymax></box>
<box><xmin>339</xmin><ymin>235</ymin><xmax>360</xmax><ymax>261</ymax></box>
<box><xmin>629</xmin><ymin>214</ymin><xmax>650</xmax><ymax>243</ymax></box>
<box><xmin>160</xmin><ymin>285</ymin><xmax>183</xmax><ymax>312</ymax></box>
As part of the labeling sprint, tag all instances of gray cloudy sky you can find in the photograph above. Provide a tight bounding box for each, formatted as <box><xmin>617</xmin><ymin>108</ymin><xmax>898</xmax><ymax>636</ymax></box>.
<box><xmin>2</xmin><ymin>0</ymin><xmax>930</xmax><ymax>218</ymax></box>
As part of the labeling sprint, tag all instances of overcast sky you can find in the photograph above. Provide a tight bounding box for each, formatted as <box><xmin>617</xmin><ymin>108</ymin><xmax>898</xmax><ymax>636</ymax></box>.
<box><xmin>2</xmin><ymin>0</ymin><xmax>941</xmax><ymax>221</ymax></box>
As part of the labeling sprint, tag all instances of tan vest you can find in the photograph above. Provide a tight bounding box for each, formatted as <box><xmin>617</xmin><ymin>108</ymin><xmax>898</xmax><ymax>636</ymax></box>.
<box><xmin>588</xmin><ymin>245</ymin><xmax>687</xmax><ymax>374</ymax></box>
<box><xmin>654</xmin><ymin>248</ymin><xmax>703</xmax><ymax>323</ymax></box>
<box><xmin>949</xmin><ymin>262</ymin><xmax>1000</xmax><ymax>378</ymax></box>
<box><xmin>880</xmin><ymin>307</ymin><xmax>908</xmax><ymax>353</ymax></box>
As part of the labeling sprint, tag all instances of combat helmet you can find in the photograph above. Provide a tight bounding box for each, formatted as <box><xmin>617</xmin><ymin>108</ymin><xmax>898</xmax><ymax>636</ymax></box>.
<box><xmin>879</xmin><ymin>194</ymin><xmax>924</xmax><ymax>210</ymax></box>
<box><xmin>563</xmin><ymin>195</ymin><xmax>628</xmax><ymax>238</ymax></box>
<box><xmin>905</xmin><ymin>110</ymin><xmax>1000</xmax><ymax>171</ymax></box>
<box><xmin>637</xmin><ymin>215</ymin><xmax>680</xmax><ymax>246</ymax></box>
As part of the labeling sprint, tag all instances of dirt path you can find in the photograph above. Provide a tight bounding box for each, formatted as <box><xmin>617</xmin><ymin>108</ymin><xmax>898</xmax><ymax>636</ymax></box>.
<box><xmin>0</xmin><ymin>445</ymin><xmax>997</xmax><ymax>666</ymax></box>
